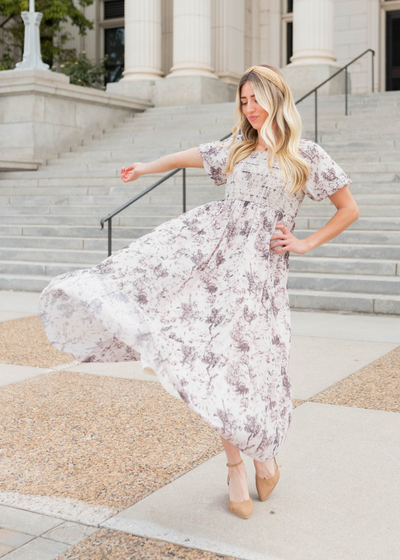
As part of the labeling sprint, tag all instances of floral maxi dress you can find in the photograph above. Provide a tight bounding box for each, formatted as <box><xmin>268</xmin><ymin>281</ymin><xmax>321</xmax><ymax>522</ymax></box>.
<box><xmin>39</xmin><ymin>135</ymin><xmax>351</xmax><ymax>462</ymax></box>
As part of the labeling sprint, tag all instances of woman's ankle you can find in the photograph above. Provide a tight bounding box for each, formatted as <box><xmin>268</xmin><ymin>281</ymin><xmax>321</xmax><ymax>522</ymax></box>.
<box><xmin>254</xmin><ymin>458</ymin><xmax>277</xmax><ymax>479</ymax></box>
<box><xmin>228</xmin><ymin>462</ymin><xmax>250</xmax><ymax>501</ymax></box>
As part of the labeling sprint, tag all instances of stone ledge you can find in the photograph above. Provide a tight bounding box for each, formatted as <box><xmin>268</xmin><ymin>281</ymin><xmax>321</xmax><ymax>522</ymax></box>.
<box><xmin>0</xmin><ymin>159</ymin><xmax>41</xmax><ymax>171</ymax></box>
<box><xmin>0</xmin><ymin>69</ymin><xmax>153</xmax><ymax>111</ymax></box>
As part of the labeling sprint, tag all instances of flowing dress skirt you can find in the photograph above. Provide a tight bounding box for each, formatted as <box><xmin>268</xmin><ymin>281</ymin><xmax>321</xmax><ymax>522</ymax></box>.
<box><xmin>39</xmin><ymin>198</ymin><xmax>293</xmax><ymax>462</ymax></box>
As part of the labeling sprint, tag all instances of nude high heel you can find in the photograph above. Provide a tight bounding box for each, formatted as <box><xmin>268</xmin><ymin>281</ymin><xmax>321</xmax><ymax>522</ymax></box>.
<box><xmin>226</xmin><ymin>459</ymin><xmax>253</xmax><ymax>519</ymax></box>
<box><xmin>255</xmin><ymin>456</ymin><xmax>280</xmax><ymax>502</ymax></box>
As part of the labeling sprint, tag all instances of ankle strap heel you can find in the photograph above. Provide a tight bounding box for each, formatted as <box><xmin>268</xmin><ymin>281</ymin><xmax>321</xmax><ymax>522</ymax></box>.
<box><xmin>226</xmin><ymin>458</ymin><xmax>253</xmax><ymax>519</ymax></box>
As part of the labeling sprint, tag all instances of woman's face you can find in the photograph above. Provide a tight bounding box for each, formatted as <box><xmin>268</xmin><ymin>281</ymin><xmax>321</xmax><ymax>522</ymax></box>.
<box><xmin>240</xmin><ymin>81</ymin><xmax>269</xmax><ymax>131</ymax></box>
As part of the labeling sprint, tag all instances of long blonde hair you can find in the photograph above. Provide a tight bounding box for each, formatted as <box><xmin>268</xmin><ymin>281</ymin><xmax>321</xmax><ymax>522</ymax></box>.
<box><xmin>220</xmin><ymin>64</ymin><xmax>310</xmax><ymax>196</ymax></box>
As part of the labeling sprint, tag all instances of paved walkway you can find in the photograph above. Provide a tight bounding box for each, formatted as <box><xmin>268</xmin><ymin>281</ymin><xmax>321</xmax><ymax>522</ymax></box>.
<box><xmin>0</xmin><ymin>291</ymin><xmax>399</xmax><ymax>559</ymax></box>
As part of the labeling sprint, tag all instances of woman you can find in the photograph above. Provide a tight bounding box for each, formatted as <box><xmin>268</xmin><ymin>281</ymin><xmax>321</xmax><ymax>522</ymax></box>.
<box><xmin>39</xmin><ymin>65</ymin><xmax>359</xmax><ymax>520</ymax></box>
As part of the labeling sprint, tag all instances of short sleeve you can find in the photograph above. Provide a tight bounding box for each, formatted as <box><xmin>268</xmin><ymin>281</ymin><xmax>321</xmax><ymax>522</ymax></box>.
<box><xmin>300</xmin><ymin>140</ymin><xmax>352</xmax><ymax>201</ymax></box>
<box><xmin>198</xmin><ymin>133</ymin><xmax>243</xmax><ymax>186</ymax></box>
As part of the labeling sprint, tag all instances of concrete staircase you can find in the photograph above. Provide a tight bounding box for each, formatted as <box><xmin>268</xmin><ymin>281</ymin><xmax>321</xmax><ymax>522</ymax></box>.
<box><xmin>0</xmin><ymin>91</ymin><xmax>400</xmax><ymax>315</ymax></box>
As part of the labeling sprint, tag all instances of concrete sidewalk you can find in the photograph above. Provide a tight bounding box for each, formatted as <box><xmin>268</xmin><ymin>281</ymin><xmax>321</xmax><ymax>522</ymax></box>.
<box><xmin>0</xmin><ymin>291</ymin><xmax>399</xmax><ymax>559</ymax></box>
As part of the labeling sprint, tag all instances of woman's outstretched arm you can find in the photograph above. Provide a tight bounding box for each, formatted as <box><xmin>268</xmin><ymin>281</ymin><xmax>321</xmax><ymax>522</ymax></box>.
<box><xmin>121</xmin><ymin>147</ymin><xmax>204</xmax><ymax>183</ymax></box>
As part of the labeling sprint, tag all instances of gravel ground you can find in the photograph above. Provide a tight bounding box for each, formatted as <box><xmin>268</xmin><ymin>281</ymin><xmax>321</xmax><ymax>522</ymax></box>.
<box><xmin>0</xmin><ymin>370</ymin><xmax>223</xmax><ymax>511</ymax></box>
<box><xmin>57</xmin><ymin>529</ymin><xmax>238</xmax><ymax>560</ymax></box>
<box><xmin>0</xmin><ymin>315</ymin><xmax>73</xmax><ymax>368</ymax></box>
<box><xmin>309</xmin><ymin>344</ymin><xmax>400</xmax><ymax>412</ymax></box>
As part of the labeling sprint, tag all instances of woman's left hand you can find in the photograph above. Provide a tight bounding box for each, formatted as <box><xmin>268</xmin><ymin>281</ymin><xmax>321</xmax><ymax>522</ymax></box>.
<box><xmin>270</xmin><ymin>224</ymin><xmax>309</xmax><ymax>255</ymax></box>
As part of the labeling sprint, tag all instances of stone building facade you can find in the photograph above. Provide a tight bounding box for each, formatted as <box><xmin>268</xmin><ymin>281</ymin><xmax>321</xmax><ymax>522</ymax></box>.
<box><xmin>61</xmin><ymin>0</ymin><xmax>400</xmax><ymax>100</ymax></box>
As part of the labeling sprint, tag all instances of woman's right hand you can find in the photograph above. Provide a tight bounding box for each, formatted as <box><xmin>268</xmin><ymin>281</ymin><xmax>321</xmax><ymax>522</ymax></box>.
<box><xmin>121</xmin><ymin>163</ymin><xmax>145</xmax><ymax>183</ymax></box>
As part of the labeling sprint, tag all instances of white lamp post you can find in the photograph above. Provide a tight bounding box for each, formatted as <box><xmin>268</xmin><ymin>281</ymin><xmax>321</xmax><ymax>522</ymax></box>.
<box><xmin>14</xmin><ymin>0</ymin><xmax>49</xmax><ymax>71</ymax></box>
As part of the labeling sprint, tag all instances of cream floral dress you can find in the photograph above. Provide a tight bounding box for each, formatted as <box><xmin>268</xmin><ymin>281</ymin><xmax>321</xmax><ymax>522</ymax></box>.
<box><xmin>39</xmin><ymin>133</ymin><xmax>351</xmax><ymax>462</ymax></box>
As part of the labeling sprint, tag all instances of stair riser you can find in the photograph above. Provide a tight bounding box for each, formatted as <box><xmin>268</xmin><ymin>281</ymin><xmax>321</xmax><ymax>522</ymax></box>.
<box><xmin>0</xmin><ymin>214</ymin><xmax>176</xmax><ymax>227</ymax></box>
<box><xmin>296</xmin><ymin>229</ymin><xmax>400</xmax><ymax>244</ymax></box>
<box><xmin>289</xmin><ymin>259</ymin><xmax>398</xmax><ymax>276</ymax></box>
<box><xmin>3</xmin><ymin>192</ymin><xmax>400</xmax><ymax>207</ymax></box>
<box><xmin>0</xmin><ymin>226</ymin><xmax>153</xmax><ymax>239</ymax></box>
<box><xmin>0</xmin><ymin>204</ymin><xmax>191</xmax><ymax>216</ymax></box>
<box><xmin>288</xmin><ymin>276</ymin><xmax>400</xmax><ymax>295</ymax></box>
<box><xmin>0</xmin><ymin>262</ymin><xmax>86</xmax><ymax>276</ymax></box>
<box><xmin>298</xmin><ymin>206</ymin><xmax>400</xmax><ymax>217</ymax></box>
<box><xmin>304</xmin><ymin>244</ymin><xmax>400</xmax><ymax>259</ymax></box>
<box><xmin>288</xmin><ymin>291</ymin><xmax>400</xmax><ymax>315</ymax></box>
<box><xmin>309</xmin><ymin>218</ymin><xmax>400</xmax><ymax>231</ymax></box>
<box><xmin>0</xmin><ymin>276</ymin><xmax>50</xmax><ymax>291</ymax></box>
<box><xmin>0</xmin><ymin>248</ymin><xmax>105</xmax><ymax>264</ymax></box>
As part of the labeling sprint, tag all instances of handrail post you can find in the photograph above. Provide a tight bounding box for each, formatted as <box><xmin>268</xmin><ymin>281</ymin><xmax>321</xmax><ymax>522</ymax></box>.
<box><xmin>182</xmin><ymin>167</ymin><xmax>186</xmax><ymax>213</ymax></box>
<box><xmin>314</xmin><ymin>89</ymin><xmax>318</xmax><ymax>143</ymax></box>
<box><xmin>372</xmin><ymin>49</ymin><xmax>375</xmax><ymax>93</ymax></box>
<box><xmin>345</xmin><ymin>67</ymin><xmax>348</xmax><ymax>116</ymax></box>
<box><xmin>108</xmin><ymin>218</ymin><xmax>112</xmax><ymax>257</ymax></box>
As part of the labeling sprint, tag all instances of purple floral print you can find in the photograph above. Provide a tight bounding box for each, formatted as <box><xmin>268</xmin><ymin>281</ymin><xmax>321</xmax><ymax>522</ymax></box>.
<box><xmin>39</xmin><ymin>133</ymin><xmax>351</xmax><ymax>462</ymax></box>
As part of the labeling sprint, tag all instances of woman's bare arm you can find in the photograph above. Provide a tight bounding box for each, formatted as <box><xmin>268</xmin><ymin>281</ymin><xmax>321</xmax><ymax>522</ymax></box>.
<box><xmin>270</xmin><ymin>185</ymin><xmax>359</xmax><ymax>255</ymax></box>
<box><xmin>121</xmin><ymin>147</ymin><xmax>204</xmax><ymax>183</ymax></box>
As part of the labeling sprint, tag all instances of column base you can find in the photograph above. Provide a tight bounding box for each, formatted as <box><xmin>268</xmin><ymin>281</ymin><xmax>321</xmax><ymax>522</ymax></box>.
<box><xmin>281</xmin><ymin>64</ymin><xmax>351</xmax><ymax>98</ymax></box>
<box><xmin>106</xmin><ymin>76</ymin><xmax>237</xmax><ymax>106</ymax></box>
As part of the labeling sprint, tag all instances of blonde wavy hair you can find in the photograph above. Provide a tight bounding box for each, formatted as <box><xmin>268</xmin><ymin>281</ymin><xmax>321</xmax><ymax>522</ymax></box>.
<box><xmin>219</xmin><ymin>64</ymin><xmax>310</xmax><ymax>196</ymax></box>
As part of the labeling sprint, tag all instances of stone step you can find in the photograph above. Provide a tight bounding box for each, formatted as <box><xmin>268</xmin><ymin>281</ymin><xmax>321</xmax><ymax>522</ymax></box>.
<box><xmin>1</xmin><ymin>201</ymin><xmax>400</xmax><ymax>219</ymax></box>
<box><xmin>0</xmin><ymin>260</ymin><xmax>86</xmax><ymax>277</ymax></box>
<box><xmin>305</xmin><ymin>242</ymin><xmax>400</xmax><ymax>260</ymax></box>
<box><xmin>290</xmin><ymin>256</ymin><xmax>399</xmax><ymax>276</ymax></box>
<box><xmin>288</xmin><ymin>289</ymin><xmax>400</xmax><ymax>315</ymax></box>
<box><xmin>0</xmin><ymin>169</ymin><xmax>206</xmax><ymax>183</ymax></box>
<box><xmin>308</xmin><ymin>217</ymin><xmax>400</xmax><ymax>231</ymax></box>
<box><xmin>0</xmin><ymin>247</ymin><xmax>106</xmax><ymax>264</ymax></box>
<box><xmin>3</xmin><ymin>181</ymin><xmax>400</xmax><ymax>198</ymax></box>
<box><xmin>0</xmin><ymin>203</ymin><xmax>189</xmax><ymax>216</ymax></box>
<box><xmin>101</xmin><ymin>124</ymin><xmax>400</xmax><ymax>140</ymax></box>
<box><xmin>288</xmin><ymin>272</ymin><xmax>400</xmax><ymax>295</ymax></box>
<box><xmin>318</xmin><ymin>131</ymin><xmax>400</xmax><ymax>143</ymax></box>
<box><xmin>0</xmin><ymin>213</ymin><xmax>176</xmax><ymax>227</ymax></box>
<box><xmin>296</xmin><ymin>228</ymin><xmax>400</xmax><ymax>245</ymax></box>
<box><xmin>2</xmin><ymin>214</ymin><xmax>400</xmax><ymax>232</ymax></box>
<box><xmin>297</xmin><ymin>205</ymin><xmax>400</xmax><ymax>217</ymax></box>
<box><xmin>313</xmin><ymin>140</ymin><xmax>400</xmax><ymax>151</ymax></box>
<box><xmin>1</xmin><ymin>194</ymin><xmax>222</xmax><ymax>207</ymax></box>
<box><xmin>3</xmin><ymin>191</ymin><xmax>399</xmax><ymax>207</ymax></box>
<box><xmin>0</xmin><ymin>225</ymin><xmax>153</xmax><ymax>239</ymax></box>
<box><xmin>0</xmin><ymin>183</ymin><xmax>223</xmax><ymax>197</ymax></box>
<box><xmin>0</xmin><ymin>235</ymin><xmax>129</xmax><ymax>252</ymax></box>
<box><xmin>0</xmin><ymin>273</ymin><xmax>51</xmax><ymax>291</ymax></box>
<box><xmin>36</xmin><ymin>158</ymin><xmax>400</xmax><ymax>176</ymax></box>
<box><xmin>58</xmin><ymin>148</ymin><xmax>167</xmax><ymax>160</ymax></box>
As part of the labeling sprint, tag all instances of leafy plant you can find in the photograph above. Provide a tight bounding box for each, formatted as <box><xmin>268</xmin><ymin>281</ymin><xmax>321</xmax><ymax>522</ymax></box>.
<box><xmin>0</xmin><ymin>45</ymin><xmax>15</xmax><ymax>70</ymax></box>
<box><xmin>0</xmin><ymin>0</ymin><xmax>94</xmax><ymax>68</ymax></box>
<box><xmin>54</xmin><ymin>51</ymin><xmax>109</xmax><ymax>89</ymax></box>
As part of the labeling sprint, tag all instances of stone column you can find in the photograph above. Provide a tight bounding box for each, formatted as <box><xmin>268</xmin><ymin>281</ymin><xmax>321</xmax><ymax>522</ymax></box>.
<box><xmin>281</xmin><ymin>0</ymin><xmax>349</xmax><ymax>97</ymax></box>
<box><xmin>290</xmin><ymin>0</ymin><xmax>338</xmax><ymax>67</ymax></box>
<box><xmin>212</xmin><ymin>0</ymin><xmax>245</xmax><ymax>85</ymax></box>
<box><xmin>166</xmin><ymin>0</ymin><xmax>217</xmax><ymax>79</ymax></box>
<box><xmin>122</xmin><ymin>0</ymin><xmax>163</xmax><ymax>80</ymax></box>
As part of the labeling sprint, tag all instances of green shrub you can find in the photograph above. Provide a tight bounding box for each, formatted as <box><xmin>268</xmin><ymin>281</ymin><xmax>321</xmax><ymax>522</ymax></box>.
<box><xmin>53</xmin><ymin>51</ymin><xmax>109</xmax><ymax>89</ymax></box>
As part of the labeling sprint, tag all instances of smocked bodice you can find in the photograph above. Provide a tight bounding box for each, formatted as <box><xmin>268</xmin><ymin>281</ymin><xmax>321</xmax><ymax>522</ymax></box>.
<box><xmin>225</xmin><ymin>150</ymin><xmax>305</xmax><ymax>223</ymax></box>
<box><xmin>198</xmin><ymin>134</ymin><xmax>352</xmax><ymax>226</ymax></box>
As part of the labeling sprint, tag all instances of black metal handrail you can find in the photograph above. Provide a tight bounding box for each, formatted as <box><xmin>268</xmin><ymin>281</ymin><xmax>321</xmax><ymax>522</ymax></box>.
<box><xmin>100</xmin><ymin>49</ymin><xmax>375</xmax><ymax>256</ymax></box>
<box><xmin>295</xmin><ymin>48</ymin><xmax>375</xmax><ymax>142</ymax></box>
<box><xmin>100</xmin><ymin>132</ymin><xmax>231</xmax><ymax>256</ymax></box>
